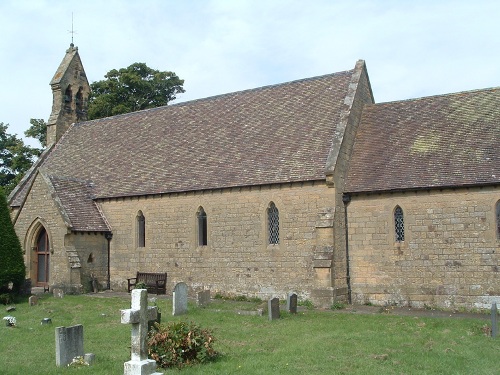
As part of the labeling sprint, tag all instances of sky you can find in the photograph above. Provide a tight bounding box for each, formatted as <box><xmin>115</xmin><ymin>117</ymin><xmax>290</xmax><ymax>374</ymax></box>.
<box><xmin>1</xmin><ymin>0</ymin><xmax>499</xmax><ymax>147</ymax></box>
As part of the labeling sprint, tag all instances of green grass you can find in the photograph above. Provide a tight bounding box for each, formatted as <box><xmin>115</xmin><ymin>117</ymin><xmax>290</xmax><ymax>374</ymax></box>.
<box><xmin>0</xmin><ymin>294</ymin><xmax>498</xmax><ymax>374</ymax></box>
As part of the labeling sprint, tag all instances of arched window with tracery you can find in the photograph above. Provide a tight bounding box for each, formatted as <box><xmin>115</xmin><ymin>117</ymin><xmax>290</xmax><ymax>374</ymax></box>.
<box><xmin>137</xmin><ymin>211</ymin><xmax>145</xmax><ymax>248</ymax></box>
<box><xmin>268</xmin><ymin>202</ymin><xmax>280</xmax><ymax>245</ymax></box>
<box><xmin>394</xmin><ymin>205</ymin><xmax>405</xmax><ymax>242</ymax></box>
<box><xmin>197</xmin><ymin>207</ymin><xmax>208</xmax><ymax>246</ymax></box>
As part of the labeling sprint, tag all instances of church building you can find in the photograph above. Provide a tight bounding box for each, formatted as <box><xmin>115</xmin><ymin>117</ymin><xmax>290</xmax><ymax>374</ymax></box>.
<box><xmin>8</xmin><ymin>45</ymin><xmax>500</xmax><ymax>310</ymax></box>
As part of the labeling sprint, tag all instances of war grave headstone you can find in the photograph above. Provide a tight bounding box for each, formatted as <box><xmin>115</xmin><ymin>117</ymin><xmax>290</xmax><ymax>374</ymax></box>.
<box><xmin>173</xmin><ymin>282</ymin><xmax>188</xmax><ymax>316</ymax></box>
<box><xmin>268</xmin><ymin>297</ymin><xmax>280</xmax><ymax>321</ymax></box>
<box><xmin>121</xmin><ymin>289</ymin><xmax>162</xmax><ymax>375</ymax></box>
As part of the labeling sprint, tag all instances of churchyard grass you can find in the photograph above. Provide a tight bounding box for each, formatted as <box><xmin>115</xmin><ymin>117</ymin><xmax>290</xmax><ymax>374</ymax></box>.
<box><xmin>0</xmin><ymin>294</ymin><xmax>498</xmax><ymax>374</ymax></box>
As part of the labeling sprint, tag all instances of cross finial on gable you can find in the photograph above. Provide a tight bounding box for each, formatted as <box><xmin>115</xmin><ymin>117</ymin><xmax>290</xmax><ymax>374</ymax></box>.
<box><xmin>68</xmin><ymin>12</ymin><xmax>77</xmax><ymax>47</ymax></box>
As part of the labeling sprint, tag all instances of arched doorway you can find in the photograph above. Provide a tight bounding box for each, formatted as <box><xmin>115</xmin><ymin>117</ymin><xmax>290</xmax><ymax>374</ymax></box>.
<box><xmin>35</xmin><ymin>227</ymin><xmax>50</xmax><ymax>286</ymax></box>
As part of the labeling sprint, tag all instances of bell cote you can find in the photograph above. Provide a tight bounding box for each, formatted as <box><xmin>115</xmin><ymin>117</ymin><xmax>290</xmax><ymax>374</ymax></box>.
<box><xmin>46</xmin><ymin>44</ymin><xmax>90</xmax><ymax>146</ymax></box>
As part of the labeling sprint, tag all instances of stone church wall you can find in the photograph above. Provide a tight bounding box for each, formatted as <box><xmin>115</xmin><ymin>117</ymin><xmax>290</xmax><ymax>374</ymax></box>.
<box><xmin>13</xmin><ymin>174</ymin><xmax>71</xmax><ymax>289</ymax></box>
<box><xmin>100</xmin><ymin>181</ymin><xmax>336</xmax><ymax>302</ymax></box>
<box><xmin>347</xmin><ymin>186</ymin><xmax>500</xmax><ymax>310</ymax></box>
<box><xmin>13</xmin><ymin>174</ymin><xmax>108</xmax><ymax>293</ymax></box>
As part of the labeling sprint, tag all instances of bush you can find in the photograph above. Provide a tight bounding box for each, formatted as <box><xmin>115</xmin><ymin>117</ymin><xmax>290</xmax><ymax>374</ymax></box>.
<box><xmin>148</xmin><ymin>321</ymin><xmax>218</xmax><ymax>369</ymax></box>
<box><xmin>0</xmin><ymin>191</ymin><xmax>25</xmax><ymax>293</ymax></box>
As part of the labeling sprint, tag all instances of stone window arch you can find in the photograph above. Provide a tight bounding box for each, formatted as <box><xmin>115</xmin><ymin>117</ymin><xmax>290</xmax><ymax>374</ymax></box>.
<box><xmin>64</xmin><ymin>85</ymin><xmax>72</xmax><ymax>112</ymax></box>
<box><xmin>394</xmin><ymin>205</ymin><xmax>405</xmax><ymax>242</ymax></box>
<box><xmin>137</xmin><ymin>211</ymin><xmax>145</xmax><ymax>248</ymax></box>
<box><xmin>267</xmin><ymin>202</ymin><xmax>280</xmax><ymax>245</ymax></box>
<box><xmin>75</xmin><ymin>87</ymin><xmax>84</xmax><ymax>114</ymax></box>
<box><xmin>197</xmin><ymin>207</ymin><xmax>208</xmax><ymax>246</ymax></box>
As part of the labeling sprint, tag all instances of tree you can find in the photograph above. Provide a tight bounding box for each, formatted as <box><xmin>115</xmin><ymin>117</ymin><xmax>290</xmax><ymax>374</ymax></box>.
<box><xmin>0</xmin><ymin>189</ymin><xmax>25</xmax><ymax>293</ymax></box>
<box><xmin>88</xmin><ymin>63</ymin><xmax>185</xmax><ymax>120</ymax></box>
<box><xmin>25</xmin><ymin>118</ymin><xmax>47</xmax><ymax>148</ymax></box>
<box><xmin>0</xmin><ymin>123</ymin><xmax>41</xmax><ymax>196</ymax></box>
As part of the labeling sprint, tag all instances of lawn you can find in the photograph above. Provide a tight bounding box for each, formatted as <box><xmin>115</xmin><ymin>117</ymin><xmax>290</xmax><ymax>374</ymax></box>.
<box><xmin>0</xmin><ymin>294</ymin><xmax>498</xmax><ymax>374</ymax></box>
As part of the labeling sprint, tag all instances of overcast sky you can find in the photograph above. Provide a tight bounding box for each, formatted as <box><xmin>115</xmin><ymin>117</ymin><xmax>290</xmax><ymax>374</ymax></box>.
<box><xmin>1</xmin><ymin>0</ymin><xmax>499</xmax><ymax>146</ymax></box>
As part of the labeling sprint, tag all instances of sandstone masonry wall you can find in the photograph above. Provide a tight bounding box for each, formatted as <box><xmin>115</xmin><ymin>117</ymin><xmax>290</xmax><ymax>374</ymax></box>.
<box><xmin>100</xmin><ymin>181</ymin><xmax>335</xmax><ymax>301</ymax></box>
<box><xmin>347</xmin><ymin>186</ymin><xmax>500</xmax><ymax>310</ymax></box>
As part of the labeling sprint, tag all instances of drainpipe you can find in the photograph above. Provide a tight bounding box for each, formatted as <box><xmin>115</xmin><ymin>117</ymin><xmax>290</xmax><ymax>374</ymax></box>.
<box><xmin>104</xmin><ymin>232</ymin><xmax>113</xmax><ymax>290</ymax></box>
<box><xmin>342</xmin><ymin>194</ymin><xmax>352</xmax><ymax>304</ymax></box>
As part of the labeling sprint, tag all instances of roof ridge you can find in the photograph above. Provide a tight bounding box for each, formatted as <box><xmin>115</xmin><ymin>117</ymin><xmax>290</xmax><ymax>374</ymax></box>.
<box><xmin>77</xmin><ymin>69</ymin><xmax>355</xmax><ymax>126</ymax></box>
<box><xmin>374</xmin><ymin>86</ymin><xmax>500</xmax><ymax>107</ymax></box>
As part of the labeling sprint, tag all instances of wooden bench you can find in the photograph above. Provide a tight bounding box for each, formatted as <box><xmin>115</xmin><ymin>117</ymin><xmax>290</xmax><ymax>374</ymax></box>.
<box><xmin>127</xmin><ymin>272</ymin><xmax>167</xmax><ymax>295</ymax></box>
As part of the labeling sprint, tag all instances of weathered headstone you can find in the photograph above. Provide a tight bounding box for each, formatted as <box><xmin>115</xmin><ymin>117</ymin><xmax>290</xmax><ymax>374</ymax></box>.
<box><xmin>53</xmin><ymin>288</ymin><xmax>64</xmax><ymax>298</ymax></box>
<box><xmin>287</xmin><ymin>292</ymin><xmax>298</xmax><ymax>314</ymax></box>
<box><xmin>197</xmin><ymin>289</ymin><xmax>210</xmax><ymax>307</ymax></box>
<box><xmin>491</xmin><ymin>302</ymin><xmax>498</xmax><ymax>338</ymax></box>
<box><xmin>29</xmin><ymin>295</ymin><xmax>39</xmax><ymax>306</ymax></box>
<box><xmin>121</xmin><ymin>289</ymin><xmax>161</xmax><ymax>375</ymax></box>
<box><xmin>55</xmin><ymin>324</ymin><xmax>84</xmax><ymax>367</ymax></box>
<box><xmin>268</xmin><ymin>297</ymin><xmax>280</xmax><ymax>321</ymax></box>
<box><xmin>173</xmin><ymin>282</ymin><xmax>188</xmax><ymax>316</ymax></box>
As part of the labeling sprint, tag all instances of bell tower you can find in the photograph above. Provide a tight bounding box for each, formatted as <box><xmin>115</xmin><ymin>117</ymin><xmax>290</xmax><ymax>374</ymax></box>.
<box><xmin>46</xmin><ymin>44</ymin><xmax>90</xmax><ymax>146</ymax></box>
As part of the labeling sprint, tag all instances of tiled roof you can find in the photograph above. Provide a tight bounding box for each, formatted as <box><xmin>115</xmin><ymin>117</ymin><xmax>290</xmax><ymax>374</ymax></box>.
<box><xmin>346</xmin><ymin>87</ymin><xmax>500</xmax><ymax>193</ymax></box>
<box><xmin>47</xmin><ymin>175</ymin><xmax>110</xmax><ymax>232</ymax></box>
<box><xmin>40</xmin><ymin>70</ymin><xmax>354</xmax><ymax>198</ymax></box>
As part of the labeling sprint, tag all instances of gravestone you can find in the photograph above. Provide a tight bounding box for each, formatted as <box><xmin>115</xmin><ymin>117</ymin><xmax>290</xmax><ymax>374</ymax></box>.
<box><xmin>55</xmin><ymin>324</ymin><xmax>84</xmax><ymax>367</ymax></box>
<box><xmin>197</xmin><ymin>290</ymin><xmax>210</xmax><ymax>307</ymax></box>
<box><xmin>29</xmin><ymin>295</ymin><xmax>39</xmax><ymax>306</ymax></box>
<box><xmin>173</xmin><ymin>282</ymin><xmax>188</xmax><ymax>316</ymax></box>
<box><xmin>121</xmin><ymin>289</ymin><xmax>161</xmax><ymax>375</ymax></box>
<box><xmin>53</xmin><ymin>288</ymin><xmax>64</xmax><ymax>298</ymax></box>
<box><xmin>491</xmin><ymin>302</ymin><xmax>498</xmax><ymax>338</ymax></box>
<box><xmin>287</xmin><ymin>292</ymin><xmax>298</xmax><ymax>314</ymax></box>
<box><xmin>268</xmin><ymin>297</ymin><xmax>280</xmax><ymax>321</ymax></box>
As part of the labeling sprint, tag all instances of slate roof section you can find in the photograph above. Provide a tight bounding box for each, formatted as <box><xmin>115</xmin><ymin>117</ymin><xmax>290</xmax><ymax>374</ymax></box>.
<box><xmin>39</xmin><ymin>70</ymin><xmax>354</xmax><ymax>199</ymax></box>
<box><xmin>346</xmin><ymin>87</ymin><xmax>500</xmax><ymax>193</ymax></box>
<box><xmin>47</xmin><ymin>175</ymin><xmax>110</xmax><ymax>232</ymax></box>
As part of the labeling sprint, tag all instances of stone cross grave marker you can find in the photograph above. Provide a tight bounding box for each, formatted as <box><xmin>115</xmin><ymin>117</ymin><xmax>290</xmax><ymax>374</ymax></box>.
<box><xmin>287</xmin><ymin>292</ymin><xmax>298</xmax><ymax>314</ymax></box>
<box><xmin>173</xmin><ymin>282</ymin><xmax>188</xmax><ymax>316</ymax></box>
<box><xmin>197</xmin><ymin>289</ymin><xmax>211</xmax><ymax>307</ymax></box>
<box><xmin>268</xmin><ymin>297</ymin><xmax>280</xmax><ymax>321</ymax></box>
<box><xmin>121</xmin><ymin>289</ymin><xmax>162</xmax><ymax>375</ymax></box>
<box><xmin>55</xmin><ymin>324</ymin><xmax>84</xmax><ymax>367</ymax></box>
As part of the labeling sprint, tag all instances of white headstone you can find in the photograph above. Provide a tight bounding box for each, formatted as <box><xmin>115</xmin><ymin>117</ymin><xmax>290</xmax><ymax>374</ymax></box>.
<box><xmin>55</xmin><ymin>324</ymin><xmax>84</xmax><ymax>367</ymax></box>
<box><xmin>121</xmin><ymin>289</ymin><xmax>162</xmax><ymax>375</ymax></box>
<box><xmin>172</xmin><ymin>282</ymin><xmax>188</xmax><ymax>316</ymax></box>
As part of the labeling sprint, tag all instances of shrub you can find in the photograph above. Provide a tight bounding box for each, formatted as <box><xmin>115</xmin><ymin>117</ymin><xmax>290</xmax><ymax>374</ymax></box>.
<box><xmin>134</xmin><ymin>282</ymin><xmax>147</xmax><ymax>290</ymax></box>
<box><xmin>0</xmin><ymin>191</ymin><xmax>25</xmax><ymax>293</ymax></box>
<box><xmin>148</xmin><ymin>321</ymin><xmax>218</xmax><ymax>369</ymax></box>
